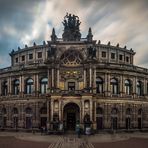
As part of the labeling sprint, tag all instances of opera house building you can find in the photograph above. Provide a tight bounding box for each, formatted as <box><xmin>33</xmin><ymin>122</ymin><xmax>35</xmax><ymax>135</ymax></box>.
<box><xmin>0</xmin><ymin>14</ymin><xmax>148</xmax><ymax>132</ymax></box>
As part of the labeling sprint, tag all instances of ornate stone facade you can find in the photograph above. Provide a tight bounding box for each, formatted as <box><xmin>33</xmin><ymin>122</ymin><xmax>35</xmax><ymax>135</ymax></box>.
<box><xmin>0</xmin><ymin>14</ymin><xmax>148</xmax><ymax>132</ymax></box>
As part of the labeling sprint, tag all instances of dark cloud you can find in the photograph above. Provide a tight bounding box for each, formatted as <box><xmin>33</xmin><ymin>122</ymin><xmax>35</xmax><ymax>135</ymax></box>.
<box><xmin>0</xmin><ymin>0</ymin><xmax>148</xmax><ymax>68</ymax></box>
<box><xmin>0</xmin><ymin>0</ymin><xmax>44</xmax><ymax>67</ymax></box>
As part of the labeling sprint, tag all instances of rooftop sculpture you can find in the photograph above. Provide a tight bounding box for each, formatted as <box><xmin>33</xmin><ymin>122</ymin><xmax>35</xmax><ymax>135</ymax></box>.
<box><xmin>62</xmin><ymin>13</ymin><xmax>81</xmax><ymax>41</ymax></box>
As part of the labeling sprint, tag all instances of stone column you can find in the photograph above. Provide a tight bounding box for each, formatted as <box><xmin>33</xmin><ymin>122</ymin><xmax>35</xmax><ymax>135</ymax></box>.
<box><xmin>19</xmin><ymin>75</ymin><xmax>22</xmax><ymax>95</ymax></box>
<box><xmin>83</xmin><ymin>69</ymin><xmax>86</xmax><ymax>88</ymax></box>
<box><xmin>48</xmin><ymin>69</ymin><xmax>50</xmax><ymax>89</ymax></box>
<box><xmin>89</xmin><ymin>67</ymin><xmax>92</xmax><ymax>88</ymax></box>
<box><xmin>33</xmin><ymin>75</ymin><xmax>36</xmax><ymax>95</ymax></box>
<box><xmin>82</xmin><ymin>100</ymin><xmax>84</xmax><ymax>123</ymax></box>
<box><xmin>57</xmin><ymin>69</ymin><xmax>59</xmax><ymax>88</ymax></box>
<box><xmin>36</xmin><ymin>74</ymin><xmax>39</xmax><ymax>93</ymax></box>
<box><xmin>90</xmin><ymin>99</ymin><xmax>93</xmax><ymax>121</ymax></box>
<box><xmin>104</xmin><ymin>103</ymin><xmax>108</xmax><ymax>129</ymax></box>
<box><xmin>7</xmin><ymin>105</ymin><xmax>11</xmax><ymax>127</ymax></box>
<box><xmin>22</xmin><ymin>76</ymin><xmax>24</xmax><ymax>95</ymax></box>
<box><xmin>133</xmin><ymin>76</ymin><xmax>137</xmax><ymax>98</ymax></box>
<box><xmin>105</xmin><ymin>73</ymin><xmax>110</xmax><ymax>96</ymax></box>
<box><xmin>50</xmin><ymin>99</ymin><xmax>53</xmax><ymax>121</ymax></box>
<box><xmin>80</xmin><ymin>102</ymin><xmax>82</xmax><ymax>123</ymax></box>
<box><xmin>8</xmin><ymin>77</ymin><xmax>12</xmax><ymax>95</ymax></box>
<box><xmin>93</xmin><ymin>68</ymin><xmax>96</xmax><ymax>93</ymax></box>
<box><xmin>59</xmin><ymin>100</ymin><xmax>61</xmax><ymax>121</ymax></box>
<box><xmin>94</xmin><ymin>101</ymin><xmax>97</xmax><ymax>122</ymax></box>
<box><xmin>108</xmin><ymin>73</ymin><xmax>111</xmax><ymax>95</ymax></box>
<box><xmin>120</xmin><ymin>75</ymin><xmax>123</xmax><ymax>97</ymax></box>
<box><xmin>119</xmin><ymin>104</ymin><xmax>123</xmax><ymax>128</ymax></box>
<box><xmin>93</xmin><ymin>101</ymin><xmax>97</xmax><ymax>129</ymax></box>
<box><xmin>52</xmin><ymin>69</ymin><xmax>54</xmax><ymax>88</ymax></box>
<box><xmin>46</xmin><ymin>100</ymin><xmax>50</xmax><ymax>130</ymax></box>
<box><xmin>133</xmin><ymin>104</ymin><xmax>137</xmax><ymax>128</ymax></box>
<box><xmin>104</xmin><ymin>73</ymin><xmax>107</xmax><ymax>96</ymax></box>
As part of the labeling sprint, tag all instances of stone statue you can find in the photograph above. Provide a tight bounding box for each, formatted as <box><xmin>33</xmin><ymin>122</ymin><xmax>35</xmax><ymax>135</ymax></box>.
<box><xmin>87</xmin><ymin>46</ymin><xmax>96</xmax><ymax>59</ymax></box>
<box><xmin>48</xmin><ymin>46</ymin><xmax>56</xmax><ymax>58</ymax></box>
<box><xmin>62</xmin><ymin>13</ymin><xmax>81</xmax><ymax>41</ymax></box>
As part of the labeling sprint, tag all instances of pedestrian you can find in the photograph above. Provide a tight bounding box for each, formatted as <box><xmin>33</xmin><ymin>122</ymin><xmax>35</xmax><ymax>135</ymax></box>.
<box><xmin>76</xmin><ymin>120</ymin><xmax>80</xmax><ymax>138</ymax></box>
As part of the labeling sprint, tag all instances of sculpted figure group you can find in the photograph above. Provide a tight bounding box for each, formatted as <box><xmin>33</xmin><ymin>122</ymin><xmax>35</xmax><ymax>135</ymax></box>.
<box><xmin>62</xmin><ymin>13</ymin><xmax>81</xmax><ymax>31</ymax></box>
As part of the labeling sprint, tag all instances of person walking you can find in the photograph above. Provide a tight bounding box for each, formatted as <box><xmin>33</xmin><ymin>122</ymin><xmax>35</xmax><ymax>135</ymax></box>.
<box><xmin>76</xmin><ymin>120</ymin><xmax>80</xmax><ymax>138</ymax></box>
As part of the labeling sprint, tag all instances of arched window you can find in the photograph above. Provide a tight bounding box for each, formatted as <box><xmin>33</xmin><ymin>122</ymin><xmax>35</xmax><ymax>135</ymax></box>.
<box><xmin>2</xmin><ymin>81</ymin><xmax>8</xmax><ymax>96</ymax></box>
<box><xmin>96</xmin><ymin>77</ymin><xmax>103</xmax><ymax>93</ymax></box>
<box><xmin>125</xmin><ymin>80</ymin><xmax>131</xmax><ymax>95</ymax></box>
<box><xmin>137</xmin><ymin>81</ymin><xmax>143</xmax><ymax>96</ymax></box>
<box><xmin>111</xmin><ymin>78</ymin><xmax>118</xmax><ymax>94</ymax></box>
<box><xmin>14</xmin><ymin>79</ymin><xmax>19</xmax><ymax>95</ymax></box>
<box><xmin>40</xmin><ymin>78</ymin><xmax>48</xmax><ymax>94</ymax></box>
<box><xmin>26</xmin><ymin>78</ymin><xmax>33</xmax><ymax>94</ymax></box>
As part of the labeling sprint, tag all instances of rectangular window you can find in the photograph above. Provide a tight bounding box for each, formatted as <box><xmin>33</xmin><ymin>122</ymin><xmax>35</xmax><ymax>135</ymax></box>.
<box><xmin>111</xmin><ymin>53</ymin><xmax>115</xmax><ymax>59</ymax></box>
<box><xmin>68</xmin><ymin>82</ymin><xmax>75</xmax><ymax>91</ymax></box>
<box><xmin>22</xmin><ymin>55</ymin><xmax>25</xmax><ymax>61</ymax></box>
<box><xmin>29</xmin><ymin>53</ymin><xmax>33</xmax><ymax>60</ymax></box>
<box><xmin>119</xmin><ymin>54</ymin><xmax>123</xmax><ymax>60</ymax></box>
<box><xmin>126</xmin><ymin>57</ymin><xmax>129</xmax><ymax>62</ymax></box>
<box><xmin>38</xmin><ymin>52</ymin><xmax>42</xmax><ymax>58</ymax></box>
<box><xmin>15</xmin><ymin>57</ymin><xmax>18</xmax><ymax>63</ymax></box>
<box><xmin>102</xmin><ymin>51</ymin><xmax>106</xmax><ymax>58</ymax></box>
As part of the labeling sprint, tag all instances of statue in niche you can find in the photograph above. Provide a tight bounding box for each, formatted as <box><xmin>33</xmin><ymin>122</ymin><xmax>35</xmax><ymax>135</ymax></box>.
<box><xmin>48</xmin><ymin>46</ymin><xmax>56</xmax><ymax>59</ymax></box>
<box><xmin>87</xmin><ymin>46</ymin><xmax>96</xmax><ymax>59</ymax></box>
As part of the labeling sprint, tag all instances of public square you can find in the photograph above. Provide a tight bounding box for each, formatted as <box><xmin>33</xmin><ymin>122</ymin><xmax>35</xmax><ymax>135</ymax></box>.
<box><xmin>0</xmin><ymin>132</ymin><xmax>148</xmax><ymax>148</ymax></box>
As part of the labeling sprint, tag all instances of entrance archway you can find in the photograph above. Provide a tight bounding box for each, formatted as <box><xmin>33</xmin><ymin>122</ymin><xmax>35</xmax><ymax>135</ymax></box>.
<box><xmin>63</xmin><ymin>103</ymin><xmax>80</xmax><ymax>130</ymax></box>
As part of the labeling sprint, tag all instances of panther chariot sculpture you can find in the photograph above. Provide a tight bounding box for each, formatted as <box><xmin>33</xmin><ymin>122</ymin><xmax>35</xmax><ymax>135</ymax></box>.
<box><xmin>62</xmin><ymin>13</ymin><xmax>81</xmax><ymax>41</ymax></box>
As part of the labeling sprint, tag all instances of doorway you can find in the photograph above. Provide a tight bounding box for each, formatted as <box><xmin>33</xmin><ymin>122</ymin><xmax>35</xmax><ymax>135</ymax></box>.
<box><xmin>112</xmin><ymin>117</ymin><xmax>117</xmax><ymax>130</ymax></box>
<box><xmin>96</xmin><ymin>117</ymin><xmax>103</xmax><ymax>130</ymax></box>
<box><xmin>126</xmin><ymin>117</ymin><xmax>131</xmax><ymax>129</ymax></box>
<box><xmin>138</xmin><ymin>118</ymin><xmax>142</xmax><ymax>129</ymax></box>
<box><xmin>26</xmin><ymin>117</ymin><xmax>32</xmax><ymax>129</ymax></box>
<box><xmin>63</xmin><ymin>103</ymin><xmax>80</xmax><ymax>130</ymax></box>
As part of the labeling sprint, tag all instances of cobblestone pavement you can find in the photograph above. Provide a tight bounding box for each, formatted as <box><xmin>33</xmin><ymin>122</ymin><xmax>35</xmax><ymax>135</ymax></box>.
<box><xmin>0</xmin><ymin>136</ymin><xmax>50</xmax><ymax>148</ymax></box>
<box><xmin>48</xmin><ymin>135</ymin><xmax>94</xmax><ymax>148</ymax></box>
<box><xmin>0</xmin><ymin>132</ymin><xmax>148</xmax><ymax>148</ymax></box>
<box><xmin>93</xmin><ymin>138</ymin><xmax>148</xmax><ymax>148</ymax></box>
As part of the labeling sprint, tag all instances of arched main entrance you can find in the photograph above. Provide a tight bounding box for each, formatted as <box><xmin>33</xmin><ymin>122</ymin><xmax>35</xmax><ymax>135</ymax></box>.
<box><xmin>63</xmin><ymin>103</ymin><xmax>80</xmax><ymax>130</ymax></box>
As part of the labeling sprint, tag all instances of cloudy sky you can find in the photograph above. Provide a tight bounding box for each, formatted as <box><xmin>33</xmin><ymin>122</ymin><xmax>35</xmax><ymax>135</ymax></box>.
<box><xmin>0</xmin><ymin>0</ymin><xmax>148</xmax><ymax>68</ymax></box>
